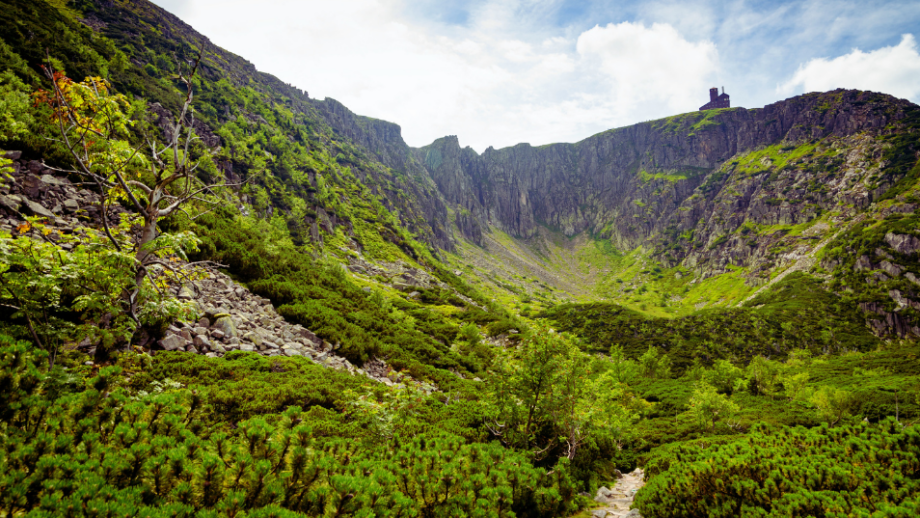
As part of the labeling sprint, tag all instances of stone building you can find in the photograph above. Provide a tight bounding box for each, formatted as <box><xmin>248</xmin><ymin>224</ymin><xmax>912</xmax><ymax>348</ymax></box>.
<box><xmin>700</xmin><ymin>87</ymin><xmax>730</xmax><ymax>110</ymax></box>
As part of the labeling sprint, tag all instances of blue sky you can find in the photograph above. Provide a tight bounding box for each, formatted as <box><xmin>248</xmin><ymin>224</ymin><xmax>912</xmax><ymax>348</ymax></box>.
<box><xmin>151</xmin><ymin>0</ymin><xmax>920</xmax><ymax>151</ymax></box>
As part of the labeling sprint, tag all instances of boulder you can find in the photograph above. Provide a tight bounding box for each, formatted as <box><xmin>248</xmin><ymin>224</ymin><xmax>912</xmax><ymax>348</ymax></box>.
<box><xmin>178</xmin><ymin>284</ymin><xmax>196</xmax><ymax>299</ymax></box>
<box><xmin>159</xmin><ymin>335</ymin><xmax>185</xmax><ymax>352</ymax></box>
<box><xmin>211</xmin><ymin>329</ymin><xmax>226</xmax><ymax>340</ymax></box>
<box><xmin>239</xmin><ymin>342</ymin><xmax>255</xmax><ymax>352</ymax></box>
<box><xmin>193</xmin><ymin>326</ymin><xmax>209</xmax><ymax>336</ymax></box>
<box><xmin>0</xmin><ymin>194</ymin><xmax>21</xmax><ymax>213</ymax></box>
<box><xmin>244</xmin><ymin>331</ymin><xmax>263</xmax><ymax>347</ymax></box>
<box><xmin>62</xmin><ymin>199</ymin><xmax>80</xmax><ymax>213</ymax></box>
<box><xmin>880</xmin><ymin>260</ymin><xmax>904</xmax><ymax>277</ymax></box>
<box><xmin>906</xmin><ymin>272</ymin><xmax>920</xmax><ymax>287</ymax></box>
<box><xmin>213</xmin><ymin>314</ymin><xmax>238</xmax><ymax>338</ymax></box>
<box><xmin>2</xmin><ymin>150</ymin><xmax>22</xmax><ymax>160</ymax></box>
<box><xmin>40</xmin><ymin>174</ymin><xmax>70</xmax><ymax>186</ymax></box>
<box><xmin>194</xmin><ymin>335</ymin><xmax>212</xmax><ymax>350</ymax></box>
<box><xmin>21</xmin><ymin>199</ymin><xmax>54</xmax><ymax>219</ymax></box>
<box><xmin>885</xmin><ymin>232</ymin><xmax>920</xmax><ymax>256</ymax></box>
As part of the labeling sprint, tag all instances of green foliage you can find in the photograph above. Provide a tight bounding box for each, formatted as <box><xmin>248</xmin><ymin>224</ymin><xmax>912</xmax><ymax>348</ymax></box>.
<box><xmin>702</xmin><ymin>359</ymin><xmax>744</xmax><ymax>394</ymax></box>
<box><xmin>484</xmin><ymin>327</ymin><xmax>642</xmax><ymax>471</ymax></box>
<box><xmin>0</xmin><ymin>335</ymin><xmax>582</xmax><ymax>518</ymax></box>
<box><xmin>0</xmin><ymin>69</ymin><xmax>32</xmax><ymax>145</ymax></box>
<box><xmin>639</xmin><ymin>346</ymin><xmax>672</xmax><ymax>379</ymax></box>
<box><xmin>636</xmin><ymin>420</ymin><xmax>920</xmax><ymax>517</ymax></box>
<box><xmin>686</xmin><ymin>382</ymin><xmax>740</xmax><ymax>431</ymax></box>
<box><xmin>0</xmin><ymin>219</ymin><xmax>197</xmax><ymax>364</ymax></box>
<box><xmin>540</xmin><ymin>273</ymin><xmax>881</xmax><ymax>371</ymax></box>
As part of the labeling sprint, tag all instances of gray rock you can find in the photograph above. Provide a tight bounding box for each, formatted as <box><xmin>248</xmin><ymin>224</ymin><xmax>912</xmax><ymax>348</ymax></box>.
<box><xmin>239</xmin><ymin>342</ymin><xmax>255</xmax><ymax>352</ymax></box>
<box><xmin>40</xmin><ymin>174</ymin><xmax>70</xmax><ymax>186</ymax></box>
<box><xmin>212</xmin><ymin>343</ymin><xmax>227</xmax><ymax>353</ymax></box>
<box><xmin>880</xmin><ymin>260</ymin><xmax>904</xmax><ymax>277</ymax></box>
<box><xmin>0</xmin><ymin>194</ymin><xmax>21</xmax><ymax>213</ymax></box>
<box><xmin>592</xmin><ymin>511</ymin><xmax>609</xmax><ymax>518</ymax></box>
<box><xmin>2</xmin><ymin>150</ymin><xmax>21</xmax><ymax>160</ymax></box>
<box><xmin>213</xmin><ymin>314</ymin><xmax>238</xmax><ymax>338</ymax></box>
<box><xmin>624</xmin><ymin>510</ymin><xmax>642</xmax><ymax>518</ymax></box>
<box><xmin>179</xmin><ymin>328</ymin><xmax>192</xmax><ymax>341</ymax></box>
<box><xmin>194</xmin><ymin>335</ymin><xmax>212</xmax><ymax>349</ymax></box>
<box><xmin>244</xmin><ymin>332</ymin><xmax>263</xmax><ymax>347</ymax></box>
<box><xmin>198</xmin><ymin>317</ymin><xmax>211</xmax><ymax>328</ymax></box>
<box><xmin>20</xmin><ymin>199</ymin><xmax>54</xmax><ymax>219</ymax></box>
<box><xmin>283</xmin><ymin>348</ymin><xmax>303</xmax><ymax>357</ymax></box>
<box><xmin>178</xmin><ymin>284</ymin><xmax>196</xmax><ymax>299</ymax></box>
<box><xmin>885</xmin><ymin>232</ymin><xmax>920</xmax><ymax>256</ymax></box>
<box><xmin>159</xmin><ymin>335</ymin><xmax>185</xmax><ymax>351</ymax></box>
<box><xmin>193</xmin><ymin>326</ymin><xmax>209</xmax><ymax>337</ymax></box>
<box><xmin>263</xmin><ymin>340</ymin><xmax>280</xmax><ymax>350</ymax></box>
<box><xmin>211</xmin><ymin>329</ymin><xmax>226</xmax><ymax>340</ymax></box>
<box><xmin>854</xmin><ymin>255</ymin><xmax>873</xmax><ymax>271</ymax></box>
<box><xmin>228</xmin><ymin>336</ymin><xmax>240</xmax><ymax>346</ymax></box>
<box><xmin>63</xmin><ymin>199</ymin><xmax>80</xmax><ymax>212</ymax></box>
<box><xmin>186</xmin><ymin>345</ymin><xmax>199</xmax><ymax>354</ymax></box>
<box><xmin>906</xmin><ymin>272</ymin><xmax>920</xmax><ymax>287</ymax></box>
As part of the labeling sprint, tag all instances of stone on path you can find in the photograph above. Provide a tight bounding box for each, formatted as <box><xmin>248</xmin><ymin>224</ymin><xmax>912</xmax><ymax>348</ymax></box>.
<box><xmin>590</xmin><ymin>468</ymin><xmax>645</xmax><ymax>518</ymax></box>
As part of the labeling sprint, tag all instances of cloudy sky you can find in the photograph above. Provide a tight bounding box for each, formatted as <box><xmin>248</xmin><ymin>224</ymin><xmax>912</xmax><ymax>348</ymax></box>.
<box><xmin>151</xmin><ymin>0</ymin><xmax>920</xmax><ymax>151</ymax></box>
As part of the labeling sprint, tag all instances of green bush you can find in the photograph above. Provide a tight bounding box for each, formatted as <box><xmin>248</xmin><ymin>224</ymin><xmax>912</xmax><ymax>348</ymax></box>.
<box><xmin>0</xmin><ymin>334</ymin><xmax>582</xmax><ymax>517</ymax></box>
<box><xmin>636</xmin><ymin>420</ymin><xmax>920</xmax><ymax>517</ymax></box>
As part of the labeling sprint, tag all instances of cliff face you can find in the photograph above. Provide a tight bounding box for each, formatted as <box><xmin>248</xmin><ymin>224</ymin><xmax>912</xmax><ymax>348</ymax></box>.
<box><xmin>417</xmin><ymin>90</ymin><xmax>915</xmax><ymax>262</ymax></box>
<box><xmin>416</xmin><ymin>90</ymin><xmax>920</xmax><ymax>338</ymax></box>
<box><xmin>418</xmin><ymin>90</ymin><xmax>915</xmax><ymax>259</ymax></box>
<box><xmin>311</xmin><ymin>98</ymin><xmax>452</xmax><ymax>249</ymax></box>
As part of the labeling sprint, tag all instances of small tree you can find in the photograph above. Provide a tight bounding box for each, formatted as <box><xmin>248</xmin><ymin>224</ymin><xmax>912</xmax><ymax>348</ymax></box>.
<box><xmin>687</xmin><ymin>382</ymin><xmax>740</xmax><ymax>432</ymax></box>
<box><xmin>608</xmin><ymin>343</ymin><xmax>638</xmax><ymax>384</ymax></box>
<box><xmin>33</xmin><ymin>59</ymin><xmax>234</xmax><ymax>351</ymax></box>
<box><xmin>747</xmin><ymin>355</ymin><xmax>780</xmax><ymax>396</ymax></box>
<box><xmin>809</xmin><ymin>386</ymin><xmax>854</xmax><ymax>426</ymax></box>
<box><xmin>703</xmin><ymin>359</ymin><xmax>743</xmax><ymax>394</ymax></box>
<box><xmin>639</xmin><ymin>345</ymin><xmax>672</xmax><ymax>379</ymax></box>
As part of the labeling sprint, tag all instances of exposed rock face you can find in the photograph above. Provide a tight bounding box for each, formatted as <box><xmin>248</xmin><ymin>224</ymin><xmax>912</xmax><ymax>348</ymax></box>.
<box><xmin>416</xmin><ymin>90</ymin><xmax>913</xmax><ymax>263</ymax></box>
<box><xmin>311</xmin><ymin>98</ymin><xmax>453</xmax><ymax>250</ymax></box>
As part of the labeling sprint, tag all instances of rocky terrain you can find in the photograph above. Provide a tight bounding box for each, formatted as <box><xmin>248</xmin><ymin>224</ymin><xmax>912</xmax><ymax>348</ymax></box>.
<box><xmin>591</xmin><ymin>468</ymin><xmax>646</xmax><ymax>518</ymax></box>
<box><xmin>416</xmin><ymin>91</ymin><xmax>909</xmax><ymax>256</ymax></box>
<box><xmin>0</xmin><ymin>157</ymin><xmax>438</xmax><ymax>392</ymax></box>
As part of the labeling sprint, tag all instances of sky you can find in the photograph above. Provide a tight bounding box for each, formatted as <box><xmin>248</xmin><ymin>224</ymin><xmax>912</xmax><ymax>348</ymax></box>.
<box><xmin>150</xmin><ymin>0</ymin><xmax>920</xmax><ymax>152</ymax></box>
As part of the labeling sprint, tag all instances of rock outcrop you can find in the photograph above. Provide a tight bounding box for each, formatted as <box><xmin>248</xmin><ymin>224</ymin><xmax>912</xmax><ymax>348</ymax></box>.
<box><xmin>417</xmin><ymin>90</ymin><xmax>913</xmax><ymax>264</ymax></box>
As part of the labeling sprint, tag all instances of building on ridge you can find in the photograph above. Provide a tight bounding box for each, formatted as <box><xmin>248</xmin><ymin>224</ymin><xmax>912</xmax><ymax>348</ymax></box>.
<box><xmin>700</xmin><ymin>87</ymin><xmax>730</xmax><ymax>110</ymax></box>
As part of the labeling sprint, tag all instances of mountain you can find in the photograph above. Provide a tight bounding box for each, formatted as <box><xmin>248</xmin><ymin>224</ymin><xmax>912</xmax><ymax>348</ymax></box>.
<box><xmin>1</xmin><ymin>0</ymin><xmax>919</xmax><ymax>516</ymax></box>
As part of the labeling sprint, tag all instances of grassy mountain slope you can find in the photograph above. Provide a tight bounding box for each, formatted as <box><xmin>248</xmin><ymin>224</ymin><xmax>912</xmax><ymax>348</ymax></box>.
<box><xmin>1</xmin><ymin>1</ymin><xmax>919</xmax><ymax>517</ymax></box>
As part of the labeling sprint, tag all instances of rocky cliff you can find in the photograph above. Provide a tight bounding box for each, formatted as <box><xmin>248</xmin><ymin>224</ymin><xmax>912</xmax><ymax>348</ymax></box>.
<box><xmin>415</xmin><ymin>90</ymin><xmax>920</xmax><ymax>338</ymax></box>
<box><xmin>418</xmin><ymin>90</ymin><xmax>913</xmax><ymax>255</ymax></box>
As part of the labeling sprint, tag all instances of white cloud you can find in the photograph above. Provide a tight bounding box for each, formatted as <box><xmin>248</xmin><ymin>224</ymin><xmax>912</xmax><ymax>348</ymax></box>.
<box><xmin>779</xmin><ymin>34</ymin><xmax>920</xmax><ymax>100</ymax></box>
<box><xmin>150</xmin><ymin>0</ymin><xmax>721</xmax><ymax>151</ymax></box>
<box><xmin>576</xmin><ymin>22</ymin><xmax>720</xmax><ymax>119</ymax></box>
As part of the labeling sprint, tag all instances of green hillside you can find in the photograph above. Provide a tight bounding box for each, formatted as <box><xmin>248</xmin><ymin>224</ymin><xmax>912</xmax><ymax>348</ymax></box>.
<box><xmin>0</xmin><ymin>0</ymin><xmax>919</xmax><ymax>517</ymax></box>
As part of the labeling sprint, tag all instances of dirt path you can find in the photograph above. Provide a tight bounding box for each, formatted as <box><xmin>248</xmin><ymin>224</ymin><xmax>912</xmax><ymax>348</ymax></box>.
<box><xmin>590</xmin><ymin>468</ymin><xmax>645</xmax><ymax>518</ymax></box>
